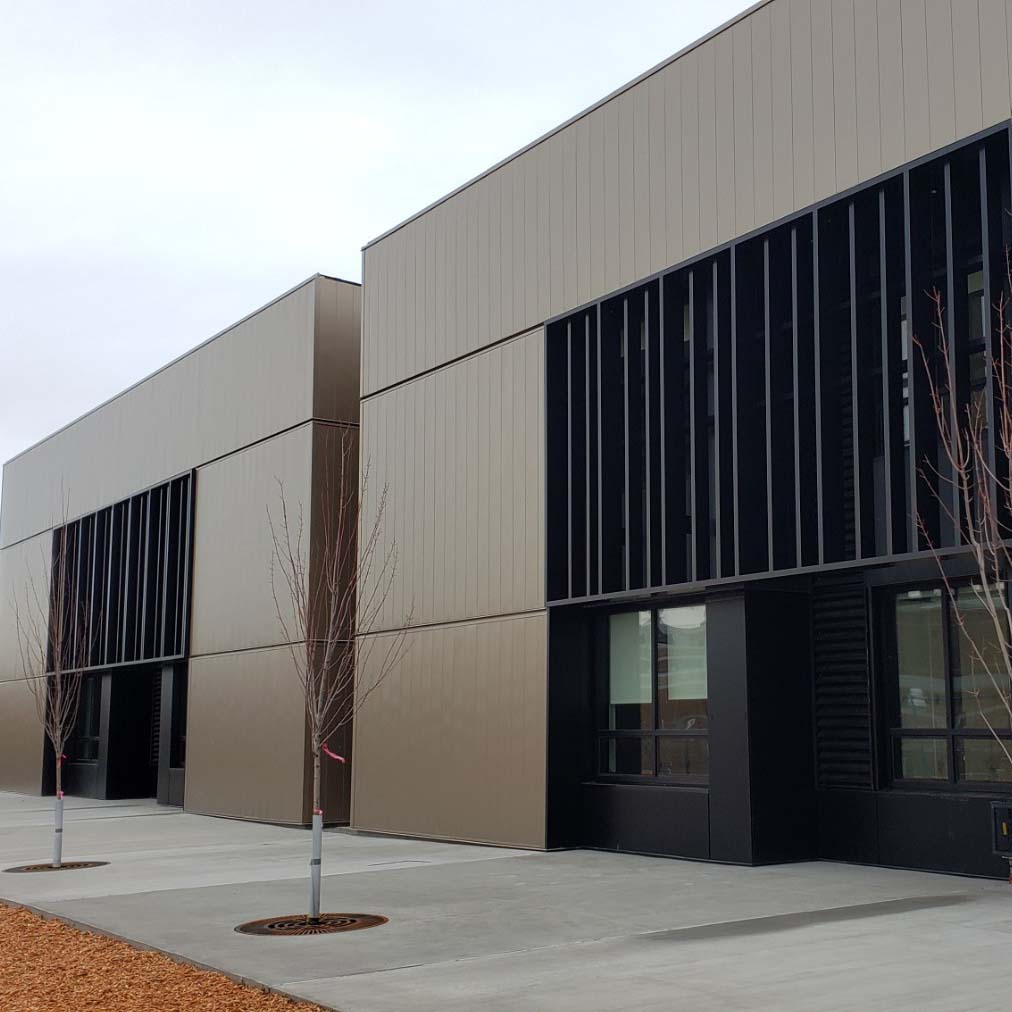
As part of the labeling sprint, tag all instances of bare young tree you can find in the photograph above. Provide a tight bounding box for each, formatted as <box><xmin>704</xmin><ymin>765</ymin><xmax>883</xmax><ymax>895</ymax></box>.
<box><xmin>917</xmin><ymin>277</ymin><xmax>1012</xmax><ymax>777</ymax></box>
<box><xmin>268</xmin><ymin>428</ymin><xmax>410</xmax><ymax>923</ymax></box>
<box><xmin>14</xmin><ymin>524</ymin><xmax>93</xmax><ymax>869</ymax></box>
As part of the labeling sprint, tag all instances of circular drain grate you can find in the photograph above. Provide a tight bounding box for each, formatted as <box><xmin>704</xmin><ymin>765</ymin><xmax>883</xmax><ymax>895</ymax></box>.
<box><xmin>235</xmin><ymin>913</ymin><xmax>388</xmax><ymax>936</ymax></box>
<box><xmin>4</xmin><ymin>861</ymin><xmax>108</xmax><ymax>873</ymax></box>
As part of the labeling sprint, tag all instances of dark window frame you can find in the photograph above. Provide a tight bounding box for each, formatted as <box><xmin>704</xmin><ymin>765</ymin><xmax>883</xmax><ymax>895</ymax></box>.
<box><xmin>594</xmin><ymin>601</ymin><xmax>709</xmax><ymax>787</ymax></box>
<box><xmin>880</xmin><ymin>579</ymin><xmax>1012</xmax><ymax>792</ymax></box>
<box><xmin>70</xmin><ymin>672</ymin><xmax>101</xmax><ymax>765</ymax></box>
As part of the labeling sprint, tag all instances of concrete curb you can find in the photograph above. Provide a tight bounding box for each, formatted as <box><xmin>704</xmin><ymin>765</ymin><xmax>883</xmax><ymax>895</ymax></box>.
<box><xmin>0</xmin><ymin>896</ymin><xmax>342</xmax><ymax>1012</ymax></box>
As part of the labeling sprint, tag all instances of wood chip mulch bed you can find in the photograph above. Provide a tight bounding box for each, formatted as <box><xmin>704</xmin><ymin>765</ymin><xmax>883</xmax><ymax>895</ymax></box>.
<box><xmin>0</xmin><ymin>904</ymin><xmax>329</xmax><ymax>1012</ymax></box>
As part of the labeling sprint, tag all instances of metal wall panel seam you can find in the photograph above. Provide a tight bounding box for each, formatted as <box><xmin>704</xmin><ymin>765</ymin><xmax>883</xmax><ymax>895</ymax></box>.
<box><xmin>811</xmin><ymin>0</ymin><xmax>837</xmax><ymax>199</ymax></box>
<box><xmin>790</xmin><ymin>0</ymin><xmax>816</xmax><ymax>209</ymax></box>
<box><xmin>901</xmin><ymin>0</ymin><xmax>931</xmax><ymax>161</ymax></box>
<box><xmin>978</xmin><ymin>0</ymin><xmax>1010</xmax><ymax>127</ymax></box>
<box><xmin>698</xmin><ymin>42</ymin><xmax>719</xmax><ymax>251</ymax></box>
<box><xmin>925</xmin><ymin>0</ymin><xmax>957</xmax><ymax>150</ymax></box>
<box><xmin>952</xmin><ymin>0</ymin><xmax>983</xmax><ymax>136</ymax></box>
<box><xmin>751</xmin><ymin>3</ymin><xmax>775</xmax><ymax>228</ymax></box>
<box><xmin>681</xmin><ymin>49</ymin><xmax>701</xmax><ymax>260</ymax></box>
<box><xmin>854</xmin><ymin>0</ymin><xmax>884</xmax><ymax>183</ymax></box>
<box><xmin>664</xmin><ymin>60</ymin><xmax>684</xmax><ymax>271</ymax></box>
<box><xmin>832</xmin><ymin>0</ymin><xmax>860</xmax><ymax>191</ymax></box>
<box><xmin>733</xmin><ymin>18</ymin><xmax>756</xmax><ymax>234</ymax></box>
<box><xmin>771</xmin><ymin>0</ymin><xmax>797</xmax><ymax>220</ymax></box>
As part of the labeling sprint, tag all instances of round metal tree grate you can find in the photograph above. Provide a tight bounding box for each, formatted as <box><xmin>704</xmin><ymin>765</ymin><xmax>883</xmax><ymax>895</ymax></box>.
<box><xmin>4</xmin><ymin>861</ymin><xmax>108</xmax><ymax>873</ymax></box>
<box><xmin>235</xmin><ymin>913</ymin><xmax>388</xmax><ymax>936</ymax></box>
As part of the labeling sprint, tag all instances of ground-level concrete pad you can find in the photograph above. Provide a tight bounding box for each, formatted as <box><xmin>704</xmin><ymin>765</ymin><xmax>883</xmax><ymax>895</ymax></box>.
<box><xmin>1</xmin><ymin>792</ymin><xmax>1009</xmax><ymax>1011</ymax></box>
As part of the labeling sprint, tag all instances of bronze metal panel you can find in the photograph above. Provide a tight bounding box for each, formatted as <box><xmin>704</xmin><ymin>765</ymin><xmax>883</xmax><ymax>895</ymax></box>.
<box><xmin>0</xmin><ymin>532</ymin><xmax>51</xmax><ymax>685</ymax></box>
<box><xmin>0</xmin><ymin>528</ymin><xmax>52</xmax><ymax>791</ymax></box>
<box><xmin>313</xmin><ymin>277</ymin><xmax>361</xmax><ymax>425</ymax></box>
<box><xmin>359</xmin><ymin>329</ymin><xmax>545</xmax><ymax>634</ymax></box>
<box><xmin>189</xmin><ymin>424</ymin><xmax>316</xmax><ymax>658</ymax></box>
<box><xmin>0</xmin><ymin>678</ymin><xmax>45</xmax><ymax>794</ymax></box>
<box><xmin>2</xmin><ymin>277</ymin><xmax>359</xmax><ymax>550</ymax></box>
<box><xmin>351</xmin><ymin>611</ymin><xmax>548</xmax><ymax>849</ymax></box>
<box><xmin>185</xmin><ymin>645</ymin><xmax>310</xmax><ymax>825</ymax></box>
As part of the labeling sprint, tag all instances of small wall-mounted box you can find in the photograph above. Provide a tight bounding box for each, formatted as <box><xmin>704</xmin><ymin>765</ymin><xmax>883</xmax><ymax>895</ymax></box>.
<box><xmin>991</xmin><ymin>802</ymin><xmax>1012</xmax><ymax>856</ymax></box>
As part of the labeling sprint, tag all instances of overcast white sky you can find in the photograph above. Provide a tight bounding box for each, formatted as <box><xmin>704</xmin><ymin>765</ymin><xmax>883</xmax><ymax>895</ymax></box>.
<box><xmin>0</xmin><ymin>0</ymin><xmax>749</xmax><ymax>481</ymax></box>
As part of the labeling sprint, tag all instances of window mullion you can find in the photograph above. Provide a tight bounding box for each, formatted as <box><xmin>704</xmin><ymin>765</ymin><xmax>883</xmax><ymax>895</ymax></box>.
<box><xmin>651</xmin><ymin>607</ymin><xmax>659</xmax><ymax>775</ymax></box>
<box><xmin>941</xmin><ymin>586</ymin><xmax>957</xmax><ymax>784</ymax></box>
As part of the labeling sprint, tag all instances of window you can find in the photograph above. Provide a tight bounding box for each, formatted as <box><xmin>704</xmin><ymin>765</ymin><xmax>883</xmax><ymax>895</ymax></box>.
<box><xmin>886</xmin><ymin>584</ymin><xmax>1012</xmax><ymax>787</ymax></box>
<box><xmin>170</xmin><ymin>669</ymin><xmax>188</xmax><ymax>769</ymax></box>
<box><xmin>597</xmin><ymin>604</ymin><xmax>708</xmax><ymax>782</ymax></box>
<box><xmin>71</xmin><ymin>674</ymin><xmax>101</xmax><ymax>763</ymax></box>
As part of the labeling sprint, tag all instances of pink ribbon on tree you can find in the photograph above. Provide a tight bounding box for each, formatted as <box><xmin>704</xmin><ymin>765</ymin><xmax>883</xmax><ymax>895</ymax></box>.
<box><xmin>321</xmin><ymin>743</ymin><xmax>346</xmax><ymax>764</ymax></box>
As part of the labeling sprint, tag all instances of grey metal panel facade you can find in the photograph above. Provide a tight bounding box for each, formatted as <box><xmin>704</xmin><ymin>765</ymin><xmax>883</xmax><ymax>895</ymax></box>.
<box><xmin>361</xmin><ymin>0</ymin><xmax>1012</xmax><ymax>397</ymax></box>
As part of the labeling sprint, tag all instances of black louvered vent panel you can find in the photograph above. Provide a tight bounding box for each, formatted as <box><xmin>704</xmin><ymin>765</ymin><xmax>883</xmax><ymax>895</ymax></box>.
<box><xmin>812</xmin><ymin>574</ymin><xmax>873</xmax><ymax>788</ymax></box>
<box><xmin>150</xmin><ymin>676</ymin><xmax>161</xmax><ymax>767</ymax></box>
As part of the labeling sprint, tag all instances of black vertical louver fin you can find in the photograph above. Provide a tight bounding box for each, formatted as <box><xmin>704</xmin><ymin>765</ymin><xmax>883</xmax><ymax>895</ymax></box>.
<box><xmin>49</xmin><ymin>472</ymin><xmax>194</xmax><ymax>673</ymax></box>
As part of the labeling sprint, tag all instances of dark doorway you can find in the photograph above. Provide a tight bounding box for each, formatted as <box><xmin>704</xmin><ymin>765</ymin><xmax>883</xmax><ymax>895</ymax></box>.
<box><xmin>106</xmin><ymin>668</ymin><xmax>159</xmax><ymax>798</ymax></box>
<box><xmin>59</xmin><ymin>668</ymin><xmax>160</xmax><ymax>800</ymax></box>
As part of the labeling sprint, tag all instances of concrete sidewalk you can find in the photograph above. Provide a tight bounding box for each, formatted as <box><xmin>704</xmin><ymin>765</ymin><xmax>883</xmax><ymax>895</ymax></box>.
<box><xmin>1</xmin><ymin>792</ymin><xmax>1009</xmax><ymax>1011</ymax></box>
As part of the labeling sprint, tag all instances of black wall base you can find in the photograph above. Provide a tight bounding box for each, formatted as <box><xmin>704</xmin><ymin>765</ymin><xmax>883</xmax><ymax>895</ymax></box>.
<box><xmin>156</xmin><ymin>664</ymin><xmax>186</xmax><ymax>807</ymax></box>
<box><xmin>581</xmin><ymin>783</ymin><xmax>710</xmax><ymax>858</ymax></box>
<box><xmin>818</xmin><ymin>788</ymin><xmax>1010</xmax><ymax>879</ymax></box>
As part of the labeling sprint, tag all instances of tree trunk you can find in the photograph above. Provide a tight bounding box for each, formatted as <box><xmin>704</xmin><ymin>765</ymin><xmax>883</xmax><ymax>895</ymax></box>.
<box><xmin>53</xmin><ymin>756</ymin><xmax>64</xmax><ymax>869</ymax></box>
<box><xmin>308</xmin><ymin>748</ymin><xmax>322</xmax><ymax>923</ymax></box>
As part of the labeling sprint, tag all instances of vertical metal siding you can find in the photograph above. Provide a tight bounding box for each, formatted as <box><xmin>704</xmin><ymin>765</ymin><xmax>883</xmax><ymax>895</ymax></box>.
<box><xmin>751</xmin><ymin>4</ymin><xmax>775</xmax><ymax>227</ymax></box>
<box><xmin>680</xmin><ymin>49</ymin><xmax>701</xmax><ymax>258</ymax></box>
<box><xmin>854</xmin><ymin>0</ymin><xmax>883</xmax><ymax>183</ymax></box>
<box><xmin>361</xmin><ymin>0</ymin><xmax>1012</xmax><ymax>404</ymax></box>
<box><xmin>697</xmin><ymin>41</ymin><xmax>719</xmax><ymax>252</ymax></box>
<box><xmin>832</xmin><ymin>0</ymin><xmax>860</xmax><ymax>191</ymax></box>
<box><xmin>360</xmin><ymin>329</ymin><xmax>545</xmax><ymax>633</ymax></box>
<box><xmin>3</xmin><ymin>278</ymin><xmax>360</xmax><ymax>550</ymax></box>
<box><xmin>770</xmin><ymin>0</ymin><xmax>796</xmax><ymax>219</ymax></box>
<box><xmin>351</xmin><ymin>612</ymin><xmax>548</xmax><ymax>848</ymax></box>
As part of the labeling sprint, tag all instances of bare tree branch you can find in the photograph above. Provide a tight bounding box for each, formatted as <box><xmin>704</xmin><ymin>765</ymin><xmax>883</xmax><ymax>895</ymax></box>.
<box><xmin>268</xmin><ymin>428</ymin><xmax>413</xmax><ymax>817</ymax></box>
<box><xmin>918</xmin><ymin>273</ymin><xmax>1012</xmax><ymax>771</ymax></box>
<box><xmin>13</xmin><ymin>502</ymin><xmax>97</xmax><ymax>807</ymax></box>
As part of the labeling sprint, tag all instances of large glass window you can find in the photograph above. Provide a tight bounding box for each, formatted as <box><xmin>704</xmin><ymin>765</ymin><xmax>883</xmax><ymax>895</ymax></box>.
<box><xmin>71</xmin><ymin>673</ymin><xmax>101</xmax><ymax>763</ymax></box>
<box><xmin>598</xmin><ymin>604</ymin><xmax>708</xmax><ymax>782</ymax></box>
<box><xmin>888</xmin><ymin>584</ymin><xmax>1012</xmax><ymax>787</ymax></box>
